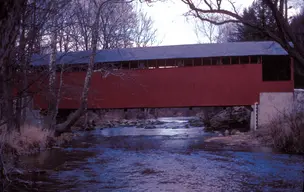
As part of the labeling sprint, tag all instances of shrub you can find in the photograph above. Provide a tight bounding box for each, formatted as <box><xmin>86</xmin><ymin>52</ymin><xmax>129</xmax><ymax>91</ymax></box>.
<box><xmin>0</xmin><ymin>124</ymin><xmax>54</xmax><ymax>155</ymax></box>
<box><xmin>266</xmin><ymin>110</ymin><xmax>304</xmax><ymax>154</ymax></box>
<box><xmin>0</xmin><ymin>124</ymin><xmax>55</xmax><ymax>191</ymax></box>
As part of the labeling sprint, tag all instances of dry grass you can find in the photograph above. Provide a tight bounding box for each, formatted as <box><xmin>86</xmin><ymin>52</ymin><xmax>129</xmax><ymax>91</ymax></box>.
<box><xmin>205</xmin><ymin>133</ymin><xmax>261</xmax><ymax>147</ymax></box>
<box><xmin>0</xmin><ymin>124</ymin><xmax>54</xmax><ymax>155</ymax></box>
<box><xmin>0</xmin><ymin>124</ymin><xmax>76</xmax><ymax>191</ymax></box>
<box><xmin>265</xmin><ymin>110</ymin><xmax>304</xmax><ymax>154</ymax></box>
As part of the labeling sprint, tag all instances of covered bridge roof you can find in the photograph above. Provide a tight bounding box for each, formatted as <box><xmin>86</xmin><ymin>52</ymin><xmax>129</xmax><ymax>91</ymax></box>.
<box><xmin>31</xmin><ymin>41</ymin><xmax>288</xmax><ymax>66</ymax></box>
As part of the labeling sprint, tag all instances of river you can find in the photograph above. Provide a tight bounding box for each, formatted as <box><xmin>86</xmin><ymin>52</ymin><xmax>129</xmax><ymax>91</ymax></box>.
<box><xmin>20</xmin><ymin>117</ymin><xmax>303</xmax><ymax>192</ymax></box>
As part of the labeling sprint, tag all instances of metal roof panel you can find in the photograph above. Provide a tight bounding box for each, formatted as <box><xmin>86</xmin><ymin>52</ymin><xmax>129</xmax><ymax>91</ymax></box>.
<box><xmin>31</xmin><ymin>41</ymin><xmax>289</xmax><ymax>66</ymax></box>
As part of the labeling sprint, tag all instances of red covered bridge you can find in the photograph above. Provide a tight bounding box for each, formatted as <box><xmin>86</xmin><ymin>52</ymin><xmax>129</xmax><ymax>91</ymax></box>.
<box><xmin>31</xmin><ymin>41</ymin><xmax>294</xmax><ymax>110</ymax></box>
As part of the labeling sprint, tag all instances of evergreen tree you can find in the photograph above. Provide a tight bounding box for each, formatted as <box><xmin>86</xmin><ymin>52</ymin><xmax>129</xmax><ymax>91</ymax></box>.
<box><xmin>291</xmin><ymin>8</ymin><xmax>304</xmax><ymax>46</ymax></box>
<box><xmin>291</xmin><ymin>9</ymin><xmax>304</xmax><ymax>88</ymax></box>
<box><xmin>228</xmin><ymin>0</ymin><xmax>279</xmax><ymax>42</ymax></box>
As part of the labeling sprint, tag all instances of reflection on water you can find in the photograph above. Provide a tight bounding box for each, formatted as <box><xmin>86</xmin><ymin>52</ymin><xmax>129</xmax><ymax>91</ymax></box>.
<box><xmin>99</xmin><ymin>127</ymin><xmax>205</xmax><ymax>137</ymax></box>
<box><xmin>157</xmin><ymin>117</ymin><xmax>190</xmax><ymax>123</ymax></box>
<box><xmin>20</xmin><ymin>117</ymin><xmax>304</xmax><ymax>192</ymax></box>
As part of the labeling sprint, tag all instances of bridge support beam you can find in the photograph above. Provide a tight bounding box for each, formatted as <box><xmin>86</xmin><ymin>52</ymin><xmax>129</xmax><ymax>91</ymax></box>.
<box><xmin>250</xmin><ymin>92</ymin><xmax>294</xmax><ymax>131</ymax></box>
<box><xmin>258</xmin><ymin>92</ymin><xmax>293</xmax><ymax>128</ymax></box>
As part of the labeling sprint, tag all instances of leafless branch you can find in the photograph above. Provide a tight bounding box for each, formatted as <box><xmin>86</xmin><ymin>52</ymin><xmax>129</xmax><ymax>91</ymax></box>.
<box><xmin>180</xmin><ymin>0</ymin><xmax>304</xmax><ymax>69</ymax></box>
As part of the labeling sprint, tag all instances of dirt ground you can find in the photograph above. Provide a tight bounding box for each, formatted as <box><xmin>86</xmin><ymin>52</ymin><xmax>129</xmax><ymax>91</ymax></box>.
<box><xmin>204</xmin><ymin>130</ymin><xmax>272</xmax><ymax>150</ymax></box>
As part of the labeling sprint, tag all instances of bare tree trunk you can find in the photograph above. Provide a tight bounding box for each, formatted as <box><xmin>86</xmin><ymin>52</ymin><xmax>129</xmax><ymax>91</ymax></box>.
<box><xmin>21</xmin><ymin>66</ymin><xmax>28</xmax><ymax>125</ymax></box>
<box><xmin>64</xmin><ymin>34</ymin><xmax>69</xmax><ymax>52</ymax></box>
<box><xmin>59</xmin><ymin>30</ymin><xmax>63</xmax><ymax>52</ymax></box>
<box><xmin>44</xmin><ymin>18</ymin><xmax>58</xmax><ymax>130</ymax></box>
<box><xmin>1</xmin><ymin>64</ymin><xmax>14</xmax><ymax>130</ymax></box>
<box><xmin>55</xmin><ymin>63</ymin><xmax>64</xmax><ymax>122</ymax></box>
<box><xmin>15</xmin><ymin>17</ymin><xmax>27</xmax><ymax>130</ymax></box>
<box><xmin>0</xmin><ymin>0</ymin><xmax>27</xmax><ymax>130</ymax></box>
<box><xmin>84</xmin><ymin>112</ymin><xmax>88</xmax><ymax>130</ymax></box>
<box><xmin>279</xmin><ymin>0</ymin><xmax>284</xmax><ymax>14</ymax></box>
<box><xmin>284</xmin><ymin>0</ymin><xmax>288</xmax><ymax>21</ymax></box>
<box><xmin>55</xmin><ymin>4</ymin><xmax>102</xmax><ymax>136</ymax></box>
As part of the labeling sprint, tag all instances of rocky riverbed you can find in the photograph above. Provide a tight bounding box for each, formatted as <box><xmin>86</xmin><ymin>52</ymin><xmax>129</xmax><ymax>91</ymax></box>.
<box><xmin>72</xmin><ymin>107</ymin><xmax>251</xmax><ymax>135</ymax></box>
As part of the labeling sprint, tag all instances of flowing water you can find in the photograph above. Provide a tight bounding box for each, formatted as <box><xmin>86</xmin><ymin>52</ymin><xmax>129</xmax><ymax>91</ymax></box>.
<box><xmin>21</xmin><ymin>117</ymin><xmax>303</xmax><ymax>192</ymax></box>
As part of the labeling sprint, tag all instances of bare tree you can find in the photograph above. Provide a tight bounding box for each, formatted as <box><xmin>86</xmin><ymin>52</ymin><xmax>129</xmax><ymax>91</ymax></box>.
<box><xmin>35</xmin><ymin>0</ymin><xmax>158</xmax><ymax>135</ymax></box>
<box><xmin>0</xmin><ymin>0</ymin><xmax>159</xmax><ymax>134</ymax></box>
<box><xmin>178</xmin><ymin>0</ymin><xmax>304</xmax><ymax>69</ymax></box>
<box><xmin>44</xmin><ymin>1</ymin><xmax>60</xmax><ymax>130</ymax></box>
<box><xmin>0</xmin><ymin>0</ymin><xmax>160</xmax><ymax>189</ymax></box>
<box><xmin>132</xmin><ymin>12</ymin><xmax>158</xmax><ymax>47</ymax></box>
<box><xmin>0</xmin><ymin>0</ymin><xmax>28</xmax><ymax>130</ymax></box>
<box><xmin>190</xmin><ymin>0</ymin><xmax>241</xmax><ymax>43</ymax></box>
<box><xmin>99</xmin><ymin>1</ymin><xmax>136</xmax><ymax>48</ymax></box>
<box><xmin>194</xmin><ymin>13</ymin><xmax>219</xmax><ymax>43</ymax></box>
<box><xmin>55</xmin><ymin>0</ymin><xmax>112</xmax><ymax>135</ymax></box>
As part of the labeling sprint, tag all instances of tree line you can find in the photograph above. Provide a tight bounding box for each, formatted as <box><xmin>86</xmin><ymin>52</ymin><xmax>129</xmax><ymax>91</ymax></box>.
<box><xmin>0</xmin><ymin>0</ymin><xmax>157</xmax><ymax>135</ymax></box>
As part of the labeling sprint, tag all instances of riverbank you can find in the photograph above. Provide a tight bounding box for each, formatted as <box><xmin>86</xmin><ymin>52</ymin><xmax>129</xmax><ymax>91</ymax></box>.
<box><xmin>14</xmin><ymin>118</ymin><xmax>304</xmax><ymax>192</ymax></box>
<box><xmin>203</xmin><ymin>130</ymin><xmax>272</xmax><ymax>152</ymax></box>
<box><xmin>0</xmin><ymin>124</ymin><xmax>78</xmax><ymax>191</ymax></box>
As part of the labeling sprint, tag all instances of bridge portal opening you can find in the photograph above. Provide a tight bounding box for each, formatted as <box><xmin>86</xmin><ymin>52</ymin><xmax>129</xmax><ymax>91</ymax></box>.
<box><xmin>262</xmin><ymin>56</ymin><xmax>291</xmax><ymax>81</ymax></box>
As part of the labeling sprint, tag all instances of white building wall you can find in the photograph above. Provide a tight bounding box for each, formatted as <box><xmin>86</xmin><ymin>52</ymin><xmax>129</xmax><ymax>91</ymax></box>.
<box><xmin>258</xmin><ymin>92</ymin><xmax>294</xmax><ymax>127</ymax></box>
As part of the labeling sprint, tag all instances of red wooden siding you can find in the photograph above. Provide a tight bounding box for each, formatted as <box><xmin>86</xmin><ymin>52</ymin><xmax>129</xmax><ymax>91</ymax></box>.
<box><xmin>33</xmin><ymin>63</ymin><xmax>294</xmax><ymax>109</ymax></box>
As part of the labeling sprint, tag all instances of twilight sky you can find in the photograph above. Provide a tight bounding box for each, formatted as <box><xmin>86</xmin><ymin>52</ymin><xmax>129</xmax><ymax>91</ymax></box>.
<box><xmin>140</xmin><ymin>0</ymin><xmax>301</xmax><ymax>46</ymax></box>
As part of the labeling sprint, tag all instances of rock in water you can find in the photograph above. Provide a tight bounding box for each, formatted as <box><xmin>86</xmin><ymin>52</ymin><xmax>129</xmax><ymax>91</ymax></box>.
<box><xmin>203</xmin><ymin>107</ymin><xmax>251</xmax><ymax>131</ymax></box>
<box><xmin>235</xmin><ymin>131</ymin><xmax>242</xmax><ymax>135</ymax></box>
<box><xmin>188</xmin><ymin>119</ymin><xmax>204</xmax><ymax>127</ymax></box>
<box><xmin>144</xmin><ymin>125</ymin><xmax>156</xmax><ymax>129</ymax></box>
<box><xmin>231</xmin><ymin>129</ymin><xmax>238</xmax><ymax>135</ymax></box>
<box><xmin>224</xmin><ymin>130</ymin><xmax>230</xmax><ymax>136</ymax></box>
<box><xmin>154</xmin><ymin>120</ymin><xmax>164</xmax><ymax>125</ymax></box>
<box><xmin>136</xmin><ymin>124</ymin><xmax>144</xmax><ymax>128</ymax></box>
